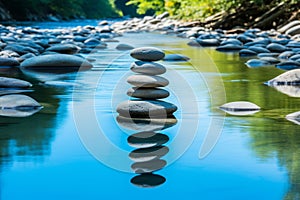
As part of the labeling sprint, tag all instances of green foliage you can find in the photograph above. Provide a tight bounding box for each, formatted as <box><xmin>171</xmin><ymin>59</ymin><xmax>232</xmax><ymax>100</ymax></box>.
<box><xmin>0</xmin><ymin>0</ymin><xmax>118</xmax><ymax>20</ymax></box>
<box><xmin>126</xmin><ymin>0</ymin><xmax>293</xmax><ymax>20</ymax></box>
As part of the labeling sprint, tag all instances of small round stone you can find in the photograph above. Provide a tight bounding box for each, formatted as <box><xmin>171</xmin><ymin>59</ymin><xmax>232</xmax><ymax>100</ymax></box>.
<box><xmin>127</xmin><ymin>75</ymin><xmax>169</xmax><ymax>88</ymax></box>
<box><xmin>127</xmin><ymin>87</ymin><xmax>170</xmax><ymax>99</ymax></box>
<box><xmin>130</xmin><ymin>47</ymin><xmax>165</xmax><ymax>61</ymax></box>
<box><xmin>116</xmin><ymin>44</ymin><xmax>134</xmax><ymax>50</ymax></box>
<box><xmin>131</xmin><ymin>61</ymin><xmax>166</xmax><ymax>75</ymax></box>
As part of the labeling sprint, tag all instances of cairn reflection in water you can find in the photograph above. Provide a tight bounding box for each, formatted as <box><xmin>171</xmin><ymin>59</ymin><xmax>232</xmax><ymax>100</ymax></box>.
<box><xmin>116</xmin><ymin>47</ymin><xmax>178</xmax><ymax>187</ymax></box>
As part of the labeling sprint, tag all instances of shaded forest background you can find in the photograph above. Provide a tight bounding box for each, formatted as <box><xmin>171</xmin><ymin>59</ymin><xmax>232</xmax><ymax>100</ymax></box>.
<box><xmin>0</xmin><ymin>0</ymin><xmax>299</xmax><ymax>29</ymax></box>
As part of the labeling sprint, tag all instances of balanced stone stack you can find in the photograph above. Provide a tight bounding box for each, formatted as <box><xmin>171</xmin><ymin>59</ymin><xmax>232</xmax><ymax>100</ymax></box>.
<box><xmin>116</xmin><ymin>47</ymin><xmax>178</xmax><ymax>187</ymax></box>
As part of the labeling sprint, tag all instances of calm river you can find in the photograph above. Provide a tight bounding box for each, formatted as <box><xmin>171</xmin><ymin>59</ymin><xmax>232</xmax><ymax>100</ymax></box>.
<box><xmin>0</xmin><ymin>20</ymin><xmax>299</xmax><ymax>200</ymax></box>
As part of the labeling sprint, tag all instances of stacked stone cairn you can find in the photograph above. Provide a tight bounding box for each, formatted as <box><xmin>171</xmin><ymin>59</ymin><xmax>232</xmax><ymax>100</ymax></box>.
<box><xmin>116</xmin><ymin>47</ymin><xmax>178</xmax><ymax>187</ymax></box>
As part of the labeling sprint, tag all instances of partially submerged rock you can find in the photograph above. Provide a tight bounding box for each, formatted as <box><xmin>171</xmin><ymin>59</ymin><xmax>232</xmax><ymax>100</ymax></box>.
<box><xmin>0</xmin><ymin>77</ymin><xmax>32</xmax><ymax>88</ymax></box>
<box><xmin>219</xmin><ymin>101</ymin><xmax>260</xmax><ymax>116</ymax></box>
<box><xmin>265</xmin><ymin>69</ymin><xmax>300</xmax><ymax>85</ymax></box>
<box><xmin>20</xmin><ymin>54</ymin><xmax>93</xmax><ymax>72</ymax></box>
<box><xmin>0</xmin><ymin>94</ymin><xmax>42</xmax><ymax>117</ymax></box>
<box><xmin>286</xmin><ymin>111</ymin><xmax>300</xmax><ymax>125</ymax></box>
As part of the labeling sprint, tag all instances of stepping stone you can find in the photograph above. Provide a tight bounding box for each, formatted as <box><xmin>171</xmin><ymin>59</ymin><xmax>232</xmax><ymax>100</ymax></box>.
<box><xmin>131</xmin><ymin>61</ymin><xmax>166</xmax><ymax>75</ymax></box>
<box><xmin>117</xmin><ymin>100</ymin><xmax>177</xmax><ymax>118</ymax></box>
<box><xmin>127</xmin><ymin>87</ymin><xmax>169</xmax><ymax>99</ymax></box>
<box><xmin>127</xmin><ymin>75</ymin><xmax>169</xmax><ymax>88</ymax></box>
<box><xmin>130</xmin><ymin>47</ymin><xmax>165</xmax><ymax>61</ymax></box>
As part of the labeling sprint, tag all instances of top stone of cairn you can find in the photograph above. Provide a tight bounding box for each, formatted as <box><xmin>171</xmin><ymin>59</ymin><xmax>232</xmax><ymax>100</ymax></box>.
<box><xmin>130</xmin><ymin>47</ymin><xmax>165</xmax><ymax>62</ymax></box>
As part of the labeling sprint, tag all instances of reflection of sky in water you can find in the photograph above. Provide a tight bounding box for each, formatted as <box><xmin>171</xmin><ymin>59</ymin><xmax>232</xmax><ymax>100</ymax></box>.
<box><xmin>0</xmin><ymin>26</ymin><xmax>295</xmax><ymax>199</ymax></box>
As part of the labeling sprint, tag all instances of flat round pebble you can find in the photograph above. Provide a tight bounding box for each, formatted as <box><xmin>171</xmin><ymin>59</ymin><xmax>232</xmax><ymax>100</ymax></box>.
<box><xmin>131</xmin><ymin>61</ymin><xmax>166</xmax><ymax>75</ymax></box>
<box><xmin>127</xmin><ymin>132</ymin><xmax>169</xmax><ymax>148</ymax></box>
<box><xmin>127</xmin><ymin>87</ymin><xmax>170</xmax><ymax>99</ymax></box>
<box><xmin>130</xmin><ymin>47</ymin><xmax>165</xmax><ymax>61</ymax></box>
<box><xmin>127</xmin><ymin>75</ymin><xmax>169</xmax><ymax>88</ymax></box>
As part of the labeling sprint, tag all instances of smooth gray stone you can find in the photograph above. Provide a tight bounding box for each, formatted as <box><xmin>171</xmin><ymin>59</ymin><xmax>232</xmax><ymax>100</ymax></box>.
<box><xmin>127</xmin><ymin>75</ymin><xmax>169</xmax><ymax>88</ymax></box>
<box><xmin>219</xmin><ymin>101</ymin><xmax>260</xmax><ymax>116</ymax></box>
<box><xmin>265</xmin><ymin>69</ymin><xmax>300</xmax><ymax>85</ymax></box>
<box><xmin>46</xmin><ymin>44</ymin><xmax>80</xmax><ymax>54</ymax></box>
<box><xmin>0</xmin><ymin>94</ymin><xmax>42</xmax><ymax>117</ymax></box>
<box><xmin>278</xmin><ymin>20</ymin><xmax>300</xmax><ymax>33</ymax></box>
<box><xmin>130</xmin><ymin>47</ymin><xmax>165</xmax><ymax>61</ymax></box>
<box><xmin>127</xmin><ymin>132</ymin><xmax>169</xmax><ymax>148</ymax></box>
<box><xmin>4</xmin><ymin>44</ymin><xmax>39</xmax><ymax>55</ymax></box>
<box><xmin>0</xmin><ymin>77</ymin><xmax>32</xmax><ymax>88</ymax></box>
<box><xmin>290</xmin><ymin>54</ymin><xmax>300</xmax><ymax>61</ymax></box>
<box><xmin>116</xmin><ymin>44</ymin><xmax>134</xmax><ymax>50</ymax></box>
<box><xmin>286</xmin><ymin>25</ymin><xmax>300</xmax><ymax>36</ymax></box>
<box><xmin>131</xmin><ymin>159</ymin><xmax>167</xmax><ymax>173</ymax></box>
<box><xmin>19</xmin><ymin>53</ymin><xmax>36</xmax><ymax>62</ymax></box>
<box><xmin>187</xmin><ymin>40</ymin><xmax>201</xmax><ymax>47</ymax></box>
<box><xmin>163</xmin><ymin>54</ymin><xmax>190</xmax><ymax>61</ymax></box>
<box><xmin>245</xmin><ymin>59</ymin><xmax>272</xmax><ymax>68</ymax></box>
<box><xmin>116</xmin><ymin>115</ymin><xmax>177</xmax><ymax>132</ymax></box>
<box><xmin>237</xmin><ymin>34</ymin><xmax>253</xmax><ymax>43</ymax></box>
<box><xmin>216</xmin><ymin>44</ymin><xmax>243</xmax><ymax>51</ymax></box>
<box><xmin>21</xmin><ymin>54</ymin><xmax>93</xmax><ymax>71</ymax></box>
<box><xmin>117</xmin><ymin>100</ymin><xmax>177</xmax><ymax>118</ymax></box>
<box><xmin>239</xmin><ymin>49</ymin><xmax>257</xmax><ymax>57</ymax></box>
<box><xmin>276</xmin><ymin>61</ymin><xmax>300</xmax><ymax>70</ymax></box>
<box><xmin>278</xmin><ymin>51</ymin><xmax>295</xmax><ymax>59</ymax></box>
<box><xmin>102</xmin><ymin>38</ymin><xmax>119</xmax><ymax>43</ymax></box>
<box><xmin>248</xmin><ymin>46</ymin><xmax>270</xmax><ymax>53</ymax></box>
<box><xmin>266</xmin><ymin>43</ymin><xmax>287</xmax><ymax>53</ymax></box>
<box><xmin>84</xmin><ymin>38</ymin><xmax>107</xmax><ymax>48</ymax></box>
<box><xmin>129</xmin><ymin>146</ymin><xmax>169</xmax><ymax>162</ymax></box>
<box><xmin>127</xmin><ymin>87</ymin><xmax>169</xmax><ymax>99</ymax></box>
<box><xmin>131</xmin><ymin>61</ymin><xmax>166</xmax><ymax>75</ymax></box>
<box><xmin>220</xmin><ymin>38</ymin><xmax>243</xmax><ymax>46</ymax></box>
<box><xmin>0</xmin><ymin>57</ymin><xmax>19</xmax><ymax>66</ymax></box>
<box><xmin>286</xmin><ymin>111</ymin><xmax>300</xmax><ymax>125</ymax></box>
<box><xmin>260</xmin><ymin>57</ymin><xmax>280</xmax><ymax>64</ymax></box>
<box><xmin>286</xmin><ymin>41</ymin><xmax>300</xmax><ymax>48</ymax></box>
<box><xmin>131</xmin><ymin>174</ymin><xmax>166</xmax><ymax>188</ymax></box>
<box><xmin>196</xmin><ymin>38</ymin><xmax>220</xmax><ymax>47</ymax></box>
<box><xmin>257</xmin><ymin>53</ymin><xmax>279</xmax><ymax>58</ymax></box>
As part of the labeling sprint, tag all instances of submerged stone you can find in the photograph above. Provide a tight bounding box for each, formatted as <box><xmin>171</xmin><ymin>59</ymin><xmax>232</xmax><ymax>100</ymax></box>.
<box><xmin>131</xmin><ymin>174</ymin><xmax>166</xmax><ymax>188</ymax></box>
<box><xmin>0</xmin><ymin>94</ymin><xmax>42</xmax><ymax>117</ymax></box>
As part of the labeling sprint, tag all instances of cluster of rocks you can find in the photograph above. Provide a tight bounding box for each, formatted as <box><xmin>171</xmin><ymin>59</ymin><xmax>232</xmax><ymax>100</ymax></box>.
<box><xmin>116</xmin><ymin>47</ymin><xmax>178</xmax><ymax>187</ymax></box>
<box><xmin>0</xmin><ymin>21</ymin><xmax>135</xmax><ymax>117</ymax></box>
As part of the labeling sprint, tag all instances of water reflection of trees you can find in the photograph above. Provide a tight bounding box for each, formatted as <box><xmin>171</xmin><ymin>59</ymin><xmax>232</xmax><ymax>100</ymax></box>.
<box><xmin>0</xmin><ymin>85</ymin><xmax>62</xmax><ymax>171</ymax></box>
<box><xmin>248</xmin><ymin>119</ymin><xmax>300</xmax><ymax>200</ymax></box>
